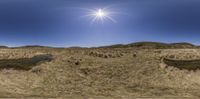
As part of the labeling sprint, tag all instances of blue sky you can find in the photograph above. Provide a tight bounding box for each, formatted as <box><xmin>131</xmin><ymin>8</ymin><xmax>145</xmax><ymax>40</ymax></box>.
<box><xmin>0</xmin><ymin>0</ymin><xmax>200</xmax><ymax>47</ymax></box>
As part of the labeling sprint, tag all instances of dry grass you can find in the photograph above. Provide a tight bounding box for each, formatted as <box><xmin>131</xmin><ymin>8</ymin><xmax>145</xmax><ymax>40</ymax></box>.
<box><xmin>0</xmin><ymin>48</ymin><xmax>199</xmax><ymax>98</ymax></box>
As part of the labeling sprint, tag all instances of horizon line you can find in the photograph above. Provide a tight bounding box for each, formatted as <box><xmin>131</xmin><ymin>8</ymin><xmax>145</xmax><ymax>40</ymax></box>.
<box><xmin>0</xmin><ymin>41</ymin><xmax>199</xmax><ymax>48</ymax></box>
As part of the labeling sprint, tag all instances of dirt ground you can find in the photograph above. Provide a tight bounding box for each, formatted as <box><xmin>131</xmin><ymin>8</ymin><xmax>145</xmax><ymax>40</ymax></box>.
<box><xmin>0</xmin><ymin>47</ymin><xmax>199</xmax><ymax>98</ymax></box>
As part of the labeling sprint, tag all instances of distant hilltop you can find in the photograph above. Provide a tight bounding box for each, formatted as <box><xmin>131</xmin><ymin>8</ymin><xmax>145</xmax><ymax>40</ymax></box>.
<box><xmin>0</xmin><ymin>42</ymin><xmax>198</xmax><ymax>49</ymax></box>
<box><xmin>0</xmin><ymin>45</ymin><xmax>8</xmax><ymax>48</ymax></box>
<box><xmin>99</xmin><ymin>42</ymin><xmax>198</xmax><ymax>49</ymax></box>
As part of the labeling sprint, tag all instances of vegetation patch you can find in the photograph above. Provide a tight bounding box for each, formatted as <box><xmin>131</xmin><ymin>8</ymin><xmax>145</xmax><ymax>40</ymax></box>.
<box><xmin>87</xmin><ymin>51</ymin><xmax>123</xmax><ymax>58</ymax></box>
<box><xmin>163</xmin><ymin>58</ymin><xmax>200</xmax><ymax>70</ymax></box>
<box><xmin>0</xmin><ymin>54</ymin><xmax>52</xmax><ymax>70</ymax></box>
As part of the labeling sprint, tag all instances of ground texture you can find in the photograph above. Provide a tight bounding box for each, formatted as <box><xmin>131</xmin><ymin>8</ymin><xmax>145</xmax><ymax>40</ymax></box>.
<box><xmin>0</xmin><ymin>47</ymin><xmax>199</xmax><ymax>98</ymax></box>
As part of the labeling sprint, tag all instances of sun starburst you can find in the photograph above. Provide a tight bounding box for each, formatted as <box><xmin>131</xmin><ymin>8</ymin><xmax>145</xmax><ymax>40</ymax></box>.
<box><xmin>82</xmin><ymin>8</ymin><xmax>117</xmax><ymax>24</ymax></box>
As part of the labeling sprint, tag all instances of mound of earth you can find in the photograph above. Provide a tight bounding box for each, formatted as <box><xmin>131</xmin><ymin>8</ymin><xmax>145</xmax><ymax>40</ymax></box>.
<box><xmin>163</xmin><ymin>58</ymin><xmax>200</xmax><ymax>70</ymax></box>
<box><xmin>161</xmin><ymin>50</ymin><xmax>200</xmax><ymax>70</ymax></box>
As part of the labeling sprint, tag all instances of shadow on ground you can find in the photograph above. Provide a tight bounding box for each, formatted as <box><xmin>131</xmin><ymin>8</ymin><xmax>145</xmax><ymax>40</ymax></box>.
<box><xmin>0</xmin><ymin>54</ymin><xmax>52</xmax><ymax>70</ymax></box>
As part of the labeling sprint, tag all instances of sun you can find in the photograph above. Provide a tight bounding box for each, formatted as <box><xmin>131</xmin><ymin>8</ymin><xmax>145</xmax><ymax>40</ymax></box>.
<box><xmin>95</xmin><ymin>9</ymin><xmax>106</xmax><ymax>18</ymax></box>
<box><xmin>82</xmin><ymin>8</ymin><xmax>117</xmax><ymax>24</ymax></box>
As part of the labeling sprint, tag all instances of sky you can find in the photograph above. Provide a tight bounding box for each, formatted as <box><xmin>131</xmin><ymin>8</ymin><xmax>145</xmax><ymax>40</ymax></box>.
<box><xmin>0</xmin><ymin>0</ymin><xmax>200</xmax><ymax>47</ymax></box>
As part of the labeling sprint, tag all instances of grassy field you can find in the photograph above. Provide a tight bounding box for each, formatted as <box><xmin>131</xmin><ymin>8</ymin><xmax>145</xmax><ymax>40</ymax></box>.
<box><xmin>0</xmin><ymin>45</ymin><xmax>200</xmax><ymax>98</ymax></box>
